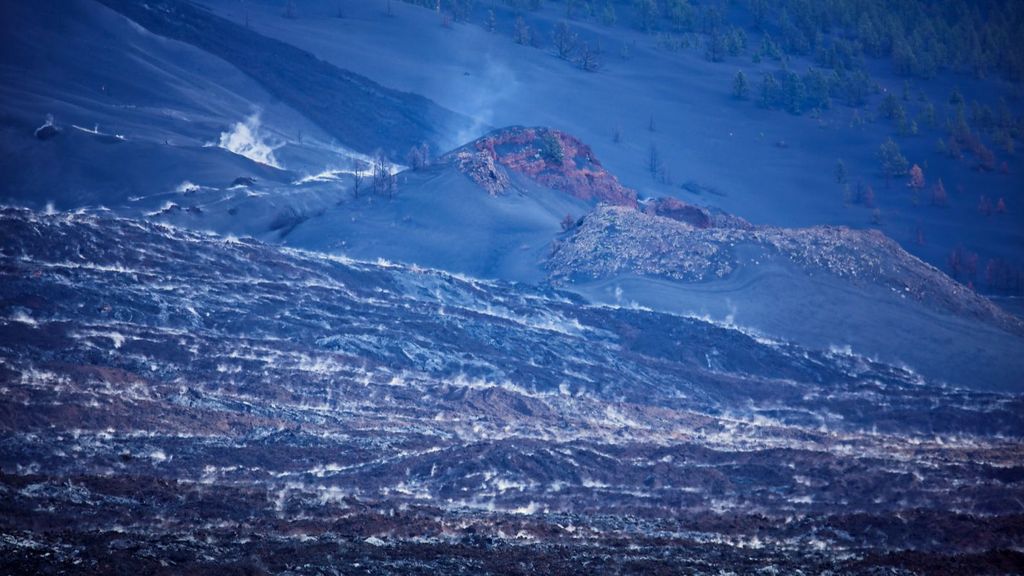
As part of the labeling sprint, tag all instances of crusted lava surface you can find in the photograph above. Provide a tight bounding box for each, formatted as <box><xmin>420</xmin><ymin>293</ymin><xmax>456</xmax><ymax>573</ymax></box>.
<box><xmin>1</xmin><ymin>208</ymin><xmax>1023</xmax><ymax>574</ymax></box>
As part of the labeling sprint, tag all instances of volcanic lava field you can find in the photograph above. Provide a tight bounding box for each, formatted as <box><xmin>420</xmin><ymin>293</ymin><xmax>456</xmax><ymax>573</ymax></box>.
<box><xmin>1</xmin><ymin>209</ymin><xmax>1022</xmax><ymax>574</ymax></box>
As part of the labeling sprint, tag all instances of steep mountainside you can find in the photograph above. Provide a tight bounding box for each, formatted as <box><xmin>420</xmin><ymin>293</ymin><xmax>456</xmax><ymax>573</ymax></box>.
<box><xmin>2</xmin><ymin>208</ymin><xmax>1022</xmax><ymax>574</ymax></box>
<box><xmin>0</xmin><ymin>0</ymin><xmax>469</xmax><ymax>226</ymax></box>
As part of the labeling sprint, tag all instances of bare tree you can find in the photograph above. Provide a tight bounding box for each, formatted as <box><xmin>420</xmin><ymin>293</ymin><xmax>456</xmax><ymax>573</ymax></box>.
<box><xmin>576</xmin><ymin>41</ymin><xmax>602</xmax><ymax>72</ymax></box>
<box><xmin>372</xmin><ymin>152</ymin><xmax>396</xmax><ymax>198</ymax></box>
<box><xmin>514</xmin><ymin>16</ymin><xmax>531</xmax><ymax>45</ymax></box>
<box><xmin>565</xmin><ymin>0</ymin><xmax>578</xmax><ymax>19</ymax></box>
<box><xmin>406</xmin><ymin>142</ymin><xmax>430</xmax><ymax>170</ymax></box>
<box><xmin>648</xmin><ymin>142</ymin><xmax>662</xmax><ymax>178</ymax></box>
<box><xmin>351</xmin><ymin>172</ymin><xmax>364</xmax><ymax>199</ymax></box>
<box><xmin>553</xmin><ymin>22</ymin><xmax>578</xmax><ymax>60</ymax></box>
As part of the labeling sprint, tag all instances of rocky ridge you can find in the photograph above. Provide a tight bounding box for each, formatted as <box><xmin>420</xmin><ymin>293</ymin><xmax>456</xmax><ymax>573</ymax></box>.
<box><xmin>548</xmin><ymin>205</ymin><xmax>1024</xmax><ymax>336</ymax></box>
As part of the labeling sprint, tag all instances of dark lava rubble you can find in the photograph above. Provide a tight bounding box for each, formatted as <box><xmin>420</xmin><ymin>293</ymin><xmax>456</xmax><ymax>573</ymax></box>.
<box><xmin>1</xmin><ymin>208</ymin><xmax>1023</xmax><ymax>574</ymax></box>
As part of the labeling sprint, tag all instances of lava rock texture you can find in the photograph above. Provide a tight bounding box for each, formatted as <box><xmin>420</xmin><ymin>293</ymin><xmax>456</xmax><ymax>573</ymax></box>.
<box><xmin>1</xmin><ymin>208</ymin><xmax>1022</xmax><ymax>574</ymax></box>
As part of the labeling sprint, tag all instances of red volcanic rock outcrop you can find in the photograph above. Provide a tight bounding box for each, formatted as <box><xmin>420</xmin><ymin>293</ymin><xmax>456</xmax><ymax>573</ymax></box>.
<box><xmin>444</xmin><ymin>127</ymin><xmax>637</xmax><ymax>207</ymax></box>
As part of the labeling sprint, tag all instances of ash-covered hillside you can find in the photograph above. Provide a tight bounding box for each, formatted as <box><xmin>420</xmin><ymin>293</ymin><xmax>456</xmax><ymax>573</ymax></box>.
<box><xmin>196</xmin><ymin>0</ymin><xmax>1024</xmax><ymax>306</ymax></box>
<box><xmin>548</xmin><ymin>203</ymin><xmax>1024</xmax><ymax>391</ymax></box>
<box><xmin>2</xmin><ymin>208</ymin><xmax>1023</xmax><ymax>574</ymax></box>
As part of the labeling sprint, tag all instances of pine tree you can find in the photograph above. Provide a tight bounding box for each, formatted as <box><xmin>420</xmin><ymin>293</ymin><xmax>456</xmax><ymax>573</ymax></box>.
<box><xmin>565</xmin><ymin>0</ymin><xmax>578</xmax><ymax>19</ymax></box>
<box><xmin>878</xmin><ymin>138</ymin><xmax>909</xmax><ymax>184</ymax></box>
<box><xmin>783</xmin><ymin>72</ymin><xmax>805</xmax><ymax>114</ymax></box>
<box><xmin>514</xmin><ymin>16</ymin><xmax>530</xmax><ymax>45</ymax></box>
<box><xmin>949</xmin><ymin>88</ymin><xmax>965</xmax><ymax>109</ymax></box>
<box><xmin>732</xmin><ymin>70</ymin><xmax>749</xmax><ymax>99</ymax></box>
<box><xmin>705</xmin><ymin>29</ymin><xmax>727</xmax><ymax>62</ymax></box>
<box><xmin>931</xmin><ymin>178</ymin><xmax>947</xmax><ymax>206</ymax></box>
<box><xmin>634</xmin><ymin>0</ymin><xmax>659</xmax><ymax>32</ymax></box>
<box><xmin>666</xmin><ymin>0</ymin><xmax>694</xmax><ymax>31</ymax></box>
<box><xmin>974</xmin><ymin>142</ymin><xmax>996</xmax><ymax>172</ymax></box>
<box><xmin>834</xmin><ymin>159</ymin><xmax>847</xmax><ymax>184</ymax></box>
<box><xmin>922</xmin><ymin>102</ymin><xmax>936</xmax><ymax>127</ymax></box>
<box><xmin>540</xmin><ymin>132</ymin><xmax>564</xmax><ymax>164</ymax></box>
<box><xmin>600</xmin><ymin>1</ymin><xmax>616</xmax><ymax>25</ymax></box>
<box><xmin>879</xmin><ymin>93</ymin><xmax>902</xmax><ymax>121</ymax></box>
<box><xmin>759</xmin><ymin>73</ymin><xmax>779</xmax><ymax>109</ymax></box>
<box><xmin>907</xmin><ymin>164</ymin><xmax>925</xmax><ymax>189</ymax></box>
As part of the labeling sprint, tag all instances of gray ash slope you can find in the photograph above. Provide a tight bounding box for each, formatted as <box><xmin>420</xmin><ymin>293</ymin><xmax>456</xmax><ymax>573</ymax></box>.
<box><xmin>91</xmin><ymin>0</ymin><xmax>473</xmax><ymax>158</ymax></box>
<box><xmin>0</xmin><ymin>0</ymin><xmax>470</xmax><ymax>223</ymax></box>
<box><xmin>2</xmin><ymin>208</ymin><xmax>1023</xmax><ymax>574</ymax></box>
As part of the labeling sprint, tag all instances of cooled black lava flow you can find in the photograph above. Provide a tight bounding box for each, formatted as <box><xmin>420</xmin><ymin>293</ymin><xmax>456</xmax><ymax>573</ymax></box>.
<box><xmin>1</xmin><ymin>208</ymin><xmax>1022</xmax><ymax>575</ymax></box>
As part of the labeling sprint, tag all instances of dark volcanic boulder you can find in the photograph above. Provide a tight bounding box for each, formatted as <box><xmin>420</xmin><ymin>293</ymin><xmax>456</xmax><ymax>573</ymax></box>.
<box><xmin>643</xmin><ymin>197</ymin><xmax>712</xmax><ymax>228</ymax></box>
<box><xmin>34</xmin><ymin>122</ymin><xmax>60</xmax><ymax>141</ymax></box>
<box><xmin>231</xmin><ymin>176</ymin><xmax>257</xmax><ymax>187</ymax></box>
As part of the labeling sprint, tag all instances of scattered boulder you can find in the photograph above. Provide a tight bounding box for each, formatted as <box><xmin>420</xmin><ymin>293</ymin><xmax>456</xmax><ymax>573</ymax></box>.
<box><xmin>34</xmin><ymin>117</ymin><xmax>60</xmax><ymax>141</ymax></box>
<box><xmin>231</xmin><ymin>176</ymin><xmax>257</xmax><ymax>188</ymax></box>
